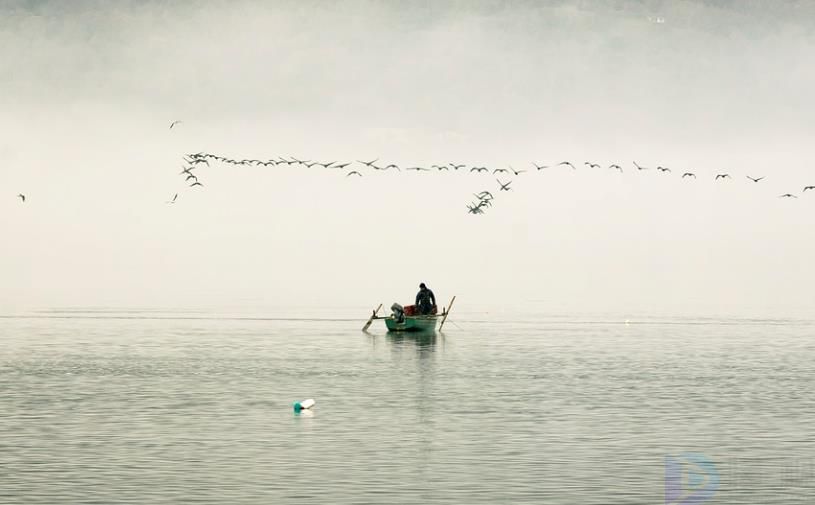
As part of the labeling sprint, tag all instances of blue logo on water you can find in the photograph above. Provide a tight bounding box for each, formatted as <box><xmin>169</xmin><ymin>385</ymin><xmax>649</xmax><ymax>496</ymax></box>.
<box><xmin>665</xmin><ymin>452</ymin><xmax>719</xmax><ymax>504</ymax></box>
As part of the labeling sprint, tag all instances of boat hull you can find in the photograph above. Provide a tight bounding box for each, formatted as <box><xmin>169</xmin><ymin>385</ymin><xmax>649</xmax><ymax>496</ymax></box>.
<box><xmin>384</xmin><ymin>316</ymin><xmax>438</xmax><ymax>333</ymax></box>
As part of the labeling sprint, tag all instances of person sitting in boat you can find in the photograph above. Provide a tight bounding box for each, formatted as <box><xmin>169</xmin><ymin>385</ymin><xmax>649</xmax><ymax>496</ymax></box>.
<box><xmin>415</xmin><ymin>283</ymin><xmax>436</xmax><ymax>315</ymax></box>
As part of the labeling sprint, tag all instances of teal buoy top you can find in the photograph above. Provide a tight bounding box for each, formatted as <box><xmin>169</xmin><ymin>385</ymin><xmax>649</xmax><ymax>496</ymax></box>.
<box><xmin>293</xmin><ymin>398</ymin><xmax>315</xmax><ymax>413</ymax></box>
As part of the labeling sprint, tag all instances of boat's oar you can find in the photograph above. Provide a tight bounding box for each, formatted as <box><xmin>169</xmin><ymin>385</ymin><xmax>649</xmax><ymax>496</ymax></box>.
<box><xmin>361</xmin><ymin>303</ymin><xmax>383</xmax><ymax>331</ymax></box>
<box><xmin>438</xmin><ymin>296</ymin><xmax>456</xmax><ymax>331</ymax></box>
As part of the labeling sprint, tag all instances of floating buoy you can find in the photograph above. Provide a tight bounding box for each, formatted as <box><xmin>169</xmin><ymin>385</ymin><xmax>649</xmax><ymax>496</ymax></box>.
<box><xmin>293</xmin><ymin>398</ymin><xmax>316</xmax><ymax>413</ymax></box>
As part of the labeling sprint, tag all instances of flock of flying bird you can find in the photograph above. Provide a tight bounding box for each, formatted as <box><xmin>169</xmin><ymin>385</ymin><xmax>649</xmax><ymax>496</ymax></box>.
<box><xmin>12</xmin><ymin>120</ymin><xmax>815</xmax><ymax>212</ymax></box>
<box><xmin>168</xmin><ymin>149</ymin><xmax>815</xmax><ymax>215</ymax></box>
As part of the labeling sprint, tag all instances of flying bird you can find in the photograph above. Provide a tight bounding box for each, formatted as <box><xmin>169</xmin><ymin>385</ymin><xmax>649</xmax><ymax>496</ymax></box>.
<box><xmin>470</xmin><ymin>167</ymin><xmax>488</xmax><ymax>173</ymax></box>
<box><xmin>715</xmin><ymin>174</ymin><xmax>731</xmax><ymax>180</ymax></box>
<box><xmin>497</xmin><ymin>179</ymin><xmax>512</xmax><ymax>191</ymax></box>
<box><xmin>779</xmin><ymin>193</ymin><xmax>797</xmax><ymax>198</ymax></box>
<box><xmin>493</xmin><ymin>168</ymin><xmax>509</xmax><ymax>174</ymax></box>
<box><xmin>190</xmin><ymin>181</ymin><xmax>203</xmax><ymax>188</ymax></box>
<box><xmin>449</xmin><ymin>163</ymin><xmax>466</xmax><ymax>170</ymax></box>
<box><xmin>609</xmin><ymin>164</ymin><xmax>623</xmax><ymax>172</ymax></box>
<box><xmin>17</xmin><ymin>193</ymin><xmax>25</xmax><ymax>202</ymax></box>
<box><xmin>509</xmin><ymin>166</ymin><xmax>526</xmax><ymax>175</ymax></box>
<box><xmin>333</xmin><ymin>162</ymin><xmax>351</xmax><ymax>169</ymax></box>
<box><xmin>656</xmin><ymin>166</ymin><xmax>671</xmax><ymax>173</ymax></box>
<box><xmin>470</xmin><ymin>196</ymin><xmax>492</xmax><ymax>209</ymax></box>
<box><xmin>166</xmin><ymin>193</ymin><xmax>178</xmax><ymax>204</ymax></box>
<box><xmin>682</xmin><ymin>172</ymin><xmax>696</xmax><ymax>179</ymax></box>
<box><xmin>746</xmin><ymin>176</ymin><xmax>764</xmax><ymax>183</ymax></box>
<box><xmin>804</xmin><ymin>186</ymin><xmax>815</xmax><ymax>192</ymax></box>
<box><xmin>169</xmin><ymin>120</ymin><xmax>182</xmax><ymax>129</ymax></box>
<box><xmin>633</xmin><ymin>161</ymin><xmax>648</xmax><ymax>171</ymax></box>
<box><xmin>466</xmin><ymin>203</ymin><xmax>485</xmax><ymax>214</ymax></box>
<box><xmin>346</xmin><ymin>171</ymin><xmax>363</xmax><ymax>177</ymax></box>
<box><xmin>584</xmin><ymin>162</ymin><xmax>601</xmax><ymax>169</ymax></box>
<box><xmin>357</xmin><ymin>158</ymin><xmax>378</xmax><ymax>167</ymax></box>
<box><xmin>533</xmin><ymin>163</ymin><xmax>548</xmax><ymax>171</ymax></box>
<box><xmin>558</xmin><ymin>161</ymin><xmax>576</xmax><ymax>170</ymax></box>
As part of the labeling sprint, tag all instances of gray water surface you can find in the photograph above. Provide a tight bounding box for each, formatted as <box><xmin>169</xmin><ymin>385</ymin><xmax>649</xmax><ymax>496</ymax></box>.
<box><xmin>2</xmin><ymin>309</ymin><xmax>814</xmax><ymax>504</ymax></box>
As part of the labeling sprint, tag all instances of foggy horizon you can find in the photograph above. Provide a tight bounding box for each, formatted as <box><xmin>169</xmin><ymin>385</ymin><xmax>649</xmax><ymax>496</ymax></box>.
<box><xmin>2</xmin><ymin>0</ymin><xmax>814</xmax><ymax>317</ymax></box>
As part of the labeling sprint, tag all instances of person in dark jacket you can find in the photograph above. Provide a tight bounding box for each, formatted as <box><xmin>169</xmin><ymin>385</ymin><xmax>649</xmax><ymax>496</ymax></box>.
<box><xmin>415</xmin><ymin>283</ymin><xmax>436</xmax><ymax>315</ymax></box>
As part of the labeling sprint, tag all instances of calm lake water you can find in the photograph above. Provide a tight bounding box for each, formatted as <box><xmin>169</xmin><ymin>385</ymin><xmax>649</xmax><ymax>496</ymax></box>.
<box><xmin>2</xmin><ymin>307</ymin><xmax>814</xmax><ymax>504</ymax></box>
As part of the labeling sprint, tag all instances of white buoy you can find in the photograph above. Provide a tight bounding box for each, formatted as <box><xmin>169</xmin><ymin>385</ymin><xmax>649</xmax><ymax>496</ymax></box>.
<box><xmin>293</xmin><ymin>398</ymin><xmax>315</xmax><ymax>413</ymax></box>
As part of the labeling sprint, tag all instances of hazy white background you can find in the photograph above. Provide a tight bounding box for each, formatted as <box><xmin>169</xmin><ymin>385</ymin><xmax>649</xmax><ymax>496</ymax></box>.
<box><xmin>2</xmin><ymin>0</ymin><xmax>814</xmax><ymax>316</ymax></box>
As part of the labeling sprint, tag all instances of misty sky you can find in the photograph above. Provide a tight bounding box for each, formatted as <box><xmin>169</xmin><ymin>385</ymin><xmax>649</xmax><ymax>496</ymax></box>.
<box><xmin>2</xmin><ymin>0</ymin><xmax>814</xmax><ymax>316</ymax></box>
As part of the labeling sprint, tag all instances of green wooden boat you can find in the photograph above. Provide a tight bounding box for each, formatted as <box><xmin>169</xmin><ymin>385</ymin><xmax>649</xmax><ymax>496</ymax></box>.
<box><xmin>361</xmin><ymin>296</ymin><xmax>456</xmax><ymax>333</ymax></box>
<box><xmin>384</xmin><ymin>314</ymin><xmax>439</xmax><ymax>333</ymax></box>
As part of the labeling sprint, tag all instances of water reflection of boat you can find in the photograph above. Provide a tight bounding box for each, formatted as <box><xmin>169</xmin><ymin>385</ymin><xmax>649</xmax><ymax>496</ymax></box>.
<box><xmin>362</xmin><ymin>296</ymin><xmax>456</xmax><ymax>333</ymax></box>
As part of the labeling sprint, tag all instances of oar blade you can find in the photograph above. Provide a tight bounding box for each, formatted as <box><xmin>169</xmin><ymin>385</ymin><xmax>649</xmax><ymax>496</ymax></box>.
<box><xmin>362</xmin><ymin>303</ymin><xmax>383</xmax><ymax>331</ymax></box>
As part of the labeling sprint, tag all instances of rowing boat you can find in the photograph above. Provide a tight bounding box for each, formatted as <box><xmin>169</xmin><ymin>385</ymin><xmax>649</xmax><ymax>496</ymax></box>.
<box><xmin>384</xmin><ymin>314</ymin><xmax>439</xmax><ymax>332</ymax></box>
<box><xmin>362</xmin><ymin>296</ymin><xmax>456</xmax><ymax>333</ymax></box>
